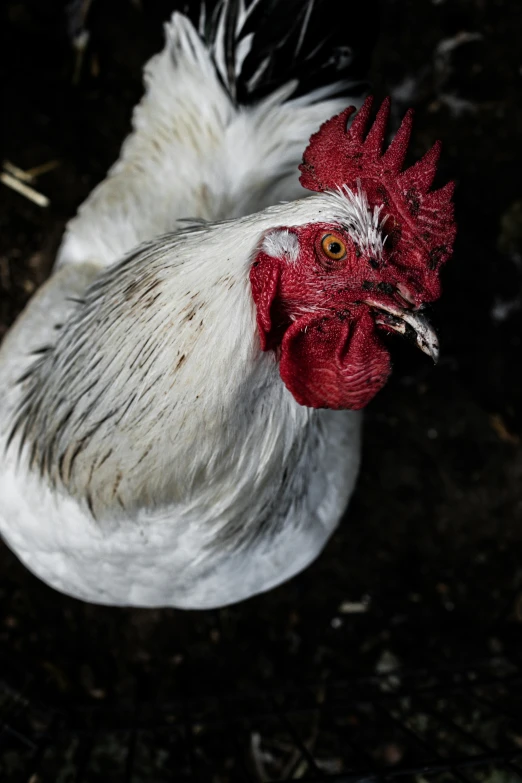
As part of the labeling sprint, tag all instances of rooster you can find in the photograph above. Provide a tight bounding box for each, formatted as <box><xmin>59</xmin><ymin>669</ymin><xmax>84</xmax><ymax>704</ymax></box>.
<box><xmin>0</xmin><ymin>1</ymin><xmax>455</xmax><ymax>608</ymax></box>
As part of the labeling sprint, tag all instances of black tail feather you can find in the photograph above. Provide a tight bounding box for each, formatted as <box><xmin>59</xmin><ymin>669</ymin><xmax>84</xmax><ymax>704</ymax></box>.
<box><xmin>183</xmin><ymin>0</ymin><xmax>380</xmax><ymax>104</ymax></box>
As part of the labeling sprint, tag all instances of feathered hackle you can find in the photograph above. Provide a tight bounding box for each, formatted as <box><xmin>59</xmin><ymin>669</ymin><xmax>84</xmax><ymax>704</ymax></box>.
<box><xmin>299</xmin><ymin>96</ymin><xmax>456</xmax><ymax>299</ymax></box>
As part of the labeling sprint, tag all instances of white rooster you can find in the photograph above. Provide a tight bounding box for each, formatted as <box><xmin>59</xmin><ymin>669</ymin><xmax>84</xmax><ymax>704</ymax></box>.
<box><xmin>0</xmin><ymin>1</ymin><xmax>455</xmax><ymax>608</ymax></box>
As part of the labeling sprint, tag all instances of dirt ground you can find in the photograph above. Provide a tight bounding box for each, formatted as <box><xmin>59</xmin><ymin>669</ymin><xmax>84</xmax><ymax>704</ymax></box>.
<box><xmin>1</xmin><ymin>0</ymin><xmax>522</xmax><ymax>780</ymax></box>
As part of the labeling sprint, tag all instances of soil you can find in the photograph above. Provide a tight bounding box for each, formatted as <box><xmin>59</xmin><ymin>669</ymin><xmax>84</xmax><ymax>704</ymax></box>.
<box><xmin>1</xmin><ymin>1</ymin><xmax>522</xmax><ymax>780</ymax></box>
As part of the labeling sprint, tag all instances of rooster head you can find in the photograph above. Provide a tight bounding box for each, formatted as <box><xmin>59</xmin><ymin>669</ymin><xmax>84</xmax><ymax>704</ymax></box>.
<box><xmin>250</xmin><ymin>96</ymin><xmax>456</xmax><ymax>410</ymax></box>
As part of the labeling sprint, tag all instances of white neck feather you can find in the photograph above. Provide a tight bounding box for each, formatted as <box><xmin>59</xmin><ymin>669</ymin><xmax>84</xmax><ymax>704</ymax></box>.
<box><xmin>16</xmin><ymin>198</ymin><xmax>353</xmax><ymax>521</ymax></box>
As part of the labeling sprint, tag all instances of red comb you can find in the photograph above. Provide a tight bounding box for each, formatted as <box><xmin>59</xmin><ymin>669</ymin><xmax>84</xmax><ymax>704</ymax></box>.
<box><xmin>299</xmin><ymin>96</ymin><xmax>456</xmax><ymax>293</ymax></box>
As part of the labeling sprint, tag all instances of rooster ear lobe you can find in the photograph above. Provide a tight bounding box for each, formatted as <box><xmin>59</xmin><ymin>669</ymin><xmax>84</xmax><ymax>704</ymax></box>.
<box><xmin>250</xmin><ymin>254</ymin><xmax>281</xmax><ymax>351</ymax></box>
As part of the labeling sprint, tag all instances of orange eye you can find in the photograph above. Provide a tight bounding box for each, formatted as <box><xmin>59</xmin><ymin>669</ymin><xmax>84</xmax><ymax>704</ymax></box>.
<box><xmin>320</xmin><ymin>233</ymin><xmax>347</xmax><ymax>261</ymax></box>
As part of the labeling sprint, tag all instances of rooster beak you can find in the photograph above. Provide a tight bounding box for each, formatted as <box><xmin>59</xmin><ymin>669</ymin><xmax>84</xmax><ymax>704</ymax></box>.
<box><xmin>365</xmin><ymin>300</ymin><xmax>439</xmax><ymax>363</ymax></box>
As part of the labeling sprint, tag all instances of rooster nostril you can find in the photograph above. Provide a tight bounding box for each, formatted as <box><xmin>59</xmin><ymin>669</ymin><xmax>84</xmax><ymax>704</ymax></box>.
<box><xmin>377</xmin><ymin>282</ymin><xmax>395</xmax><ymax>295</ymax></box>
<box><xmin>396</xmin><ymin>283</ymin><xmax>417</xmax><ymax>306</ymax></box>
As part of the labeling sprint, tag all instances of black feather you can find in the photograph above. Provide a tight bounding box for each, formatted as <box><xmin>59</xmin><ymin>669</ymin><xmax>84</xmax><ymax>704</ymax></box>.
<box><xmin>183</xmin><ymin>0</ymin><xmax>379</xmax><ymax>104</ymax></box>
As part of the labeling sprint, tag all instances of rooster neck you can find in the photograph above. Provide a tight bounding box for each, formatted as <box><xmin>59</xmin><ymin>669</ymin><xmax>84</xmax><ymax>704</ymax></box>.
<box><xmin>10</xmin><ymin>216</ymin><xmax>317</xmax><ymax>523</ymax></box>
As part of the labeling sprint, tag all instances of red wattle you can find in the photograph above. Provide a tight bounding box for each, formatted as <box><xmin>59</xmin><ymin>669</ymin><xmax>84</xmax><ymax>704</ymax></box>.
<box><xmin>279</xmin><ymin>309</ymin><xmax>391</xmax><ymax>410</ymax></box>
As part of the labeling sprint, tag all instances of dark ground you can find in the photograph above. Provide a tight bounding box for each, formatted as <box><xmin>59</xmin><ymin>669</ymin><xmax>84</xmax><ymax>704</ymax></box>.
<box><xmin>1</xmin><ymin>0</ymin><xmax>522</xmax><ymax>780</ymax></box>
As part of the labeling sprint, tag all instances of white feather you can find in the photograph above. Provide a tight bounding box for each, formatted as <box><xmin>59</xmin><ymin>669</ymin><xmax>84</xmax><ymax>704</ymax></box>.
<box><xmin>57</xmin><ymin>12</ymin><xmax>357</xmax><ymax>269</ymax></box>
<box><xmin>329</xmin><ymin>184</ymin><xmax>388</xmax><ymax>260</ymax></box>
<box><xmin>262</xmin><ymin>228</ymin><xmax>300</xmax><ymax>262</ymax></box>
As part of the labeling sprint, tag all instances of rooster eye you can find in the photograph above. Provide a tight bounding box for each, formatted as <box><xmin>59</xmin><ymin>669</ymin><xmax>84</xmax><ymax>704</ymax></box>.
<box><xmin>320</xmin><ymin>233</ymin><xmax>347</xmax><ymax>262</ymax></box>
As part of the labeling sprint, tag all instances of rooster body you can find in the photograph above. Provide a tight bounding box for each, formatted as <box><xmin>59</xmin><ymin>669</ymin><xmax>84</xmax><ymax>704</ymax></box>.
<box><xmin>0</xmin><ymin>3</ymin><xmax>455</xmax><ymax>608</ymax></box>
<box><xmin>0</xmin><ymin>199</ymin><xmax>361</xmax><ymax>607</ymax></box>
